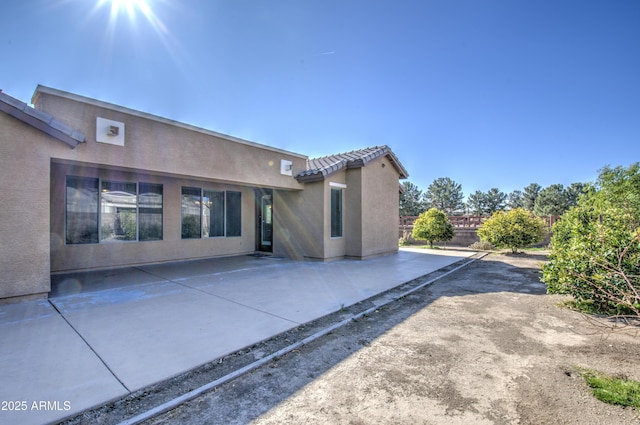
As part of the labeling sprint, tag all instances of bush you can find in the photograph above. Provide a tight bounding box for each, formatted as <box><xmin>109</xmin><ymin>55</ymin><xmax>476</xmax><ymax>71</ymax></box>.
<box><xmin>477</xmin><ymin>208</ymin><xmax>547</xmax><ymax>253</ymax></box>
<box><xmin>411</xmin><ymin>208</ymin><xmax>454</xmax><ymax>248</ymax></box>
<box><xmin>542</xmin><ymin>164</ymin><xmax>640</xmax><ymax>316</ymax></box>
<box><xmin>468</xmin><ymin>241</ymin><xmax>494</xmax><ymax>251</ymax></box>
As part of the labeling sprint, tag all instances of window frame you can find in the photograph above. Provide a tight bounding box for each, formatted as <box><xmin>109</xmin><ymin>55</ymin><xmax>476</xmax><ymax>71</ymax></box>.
<box><xmin>181</xmin><ymin>187</ymin><xmax>242</xmax><ymax>239</ymax></box>
<box><xmin>65</xmin><ymin>176</ymin><xmax>164</xmax><ymax>245</ymax></box>
<box><xmin>330</xmin><ymin>187</ymin><xmax>343</xmax><ymax>238</ymax></box>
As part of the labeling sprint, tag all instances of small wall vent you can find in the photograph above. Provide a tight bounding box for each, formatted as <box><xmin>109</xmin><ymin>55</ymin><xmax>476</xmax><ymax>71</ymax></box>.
<box><xmin>96</xmin><ymin>117</ymin><xmax>125</xmax><ymax>146</ymax></box>
<box><xmin>280</xmin><ymin>159</ymin><xmax>293</xmax><ymax>176</ymax></box>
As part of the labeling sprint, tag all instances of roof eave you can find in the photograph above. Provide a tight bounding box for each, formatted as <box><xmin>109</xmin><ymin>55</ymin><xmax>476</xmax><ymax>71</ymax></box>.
<box><xmin>0</xmin><ymin>91</ymin><xmax>85</xmax><ymax>148</ymax></box>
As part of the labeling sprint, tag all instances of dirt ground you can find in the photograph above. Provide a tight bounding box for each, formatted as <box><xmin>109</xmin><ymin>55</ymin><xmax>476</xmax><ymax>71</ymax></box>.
<box><xmin>66</xmin><ymin>252</ymin><xmax>640</xmax><ymax>425</ymax></box>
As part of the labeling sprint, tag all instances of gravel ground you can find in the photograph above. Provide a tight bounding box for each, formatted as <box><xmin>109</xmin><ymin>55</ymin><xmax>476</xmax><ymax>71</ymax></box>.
<box><xmin>63</xmin><ymin>252</ymin><xmax>640</xmax><ymax>425</ymax></box>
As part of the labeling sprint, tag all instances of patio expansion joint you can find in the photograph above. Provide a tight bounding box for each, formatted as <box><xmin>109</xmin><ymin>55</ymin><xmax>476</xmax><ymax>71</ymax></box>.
<box><xmin>47</xmin><ymin>299</ymin><xmax>132</xmax><ymax>394</ymax></box>
<box><xmin>135</xmin><ymin>268</ymin><xmax>302</xmax><ymax>326</ymax></box>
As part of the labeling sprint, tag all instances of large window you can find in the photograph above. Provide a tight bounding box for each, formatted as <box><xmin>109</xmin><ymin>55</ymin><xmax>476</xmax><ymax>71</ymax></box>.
<box><xmin>181</xmin><ymin>187</ymin><xmax>242</xmax><ymax>239</ymax></box>
<box><xmin>65</xmin><ymin>177</ymin><xmax>163</xmax><ymax>244</ymax></box>
<box><xmin>330</xmin><ymin>188</ymin><xmax>343</xmax><ymax>238</ymax></box>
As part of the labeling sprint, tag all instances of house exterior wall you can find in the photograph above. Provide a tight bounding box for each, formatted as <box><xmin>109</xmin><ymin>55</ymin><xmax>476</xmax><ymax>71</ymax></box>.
<box><xmin>276</xmin><ymin>158</ymin><xmax>401</xmax><ymax>262</ymax></box>
<box><xmin>273</xmin><ymin>185</ymin><xmax>323</xmax><ymax>260</ymax></box>
<box><xmin>359</xmin><ymin>155</ymin><xmax>401</xmax><ymax>258</ymax></box>
<box><xmin>0</xmin><ymin>86</ymin><xmax>407</xmax><ymax>301</ymax></box>
<box><xmin>33</xmin><ymin>89</ymin><xmax>307</xmax><ymax>191</ymax></box>
<box><xmin>0</xmin><ymin>113</ymin><xmax>54</xmax><ymax>301</ymax></box>
<box><xmin>30</xmin><ymin>87</ymin><xmax>306</xmax><ymax>273</ymax></box>
<box><xmin>345</xmin><ymin>167</ymin><xmax>363</xmax><ymax>257</ymax></box>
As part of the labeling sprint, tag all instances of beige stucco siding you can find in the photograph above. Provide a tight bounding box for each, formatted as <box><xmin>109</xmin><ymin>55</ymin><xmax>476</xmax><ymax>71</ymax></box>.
<box><xmin>273</xmin><ymin>184</ymin><xmax>324</xmax><ymax>260</ymax></box>
<box><xmin>359</xmin><ymin>156</ymin><xmax>400</xmax><ymax>258</ymax></box>
<box><xmin>34</xmin><ymin>91</ymin><xmax>306</xmax><ymax>191</ymax></box>
<box><xmin>345</xmin><ymin>168</ymin><xmax>363</xmax><ymax>258</ymax></box>
<box><xmin>0</xmin><ymin>114</ymin><xmax>54</xmax><ymax>300</ymax></box>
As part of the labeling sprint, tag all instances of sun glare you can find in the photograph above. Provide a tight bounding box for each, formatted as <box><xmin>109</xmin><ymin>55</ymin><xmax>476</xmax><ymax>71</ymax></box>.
<box><xmin>96</xmin><ymin>0</ymin><xmax>162</xmax><ymax>29</ymax></box>
<box><xmin>104</xmin><ymin>0</ymin><xmax>150</xmax><ymax>19</ymax></box>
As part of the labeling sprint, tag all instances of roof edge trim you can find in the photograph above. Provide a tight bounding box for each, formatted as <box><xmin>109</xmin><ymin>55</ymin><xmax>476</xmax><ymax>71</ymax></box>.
<box><xmin>0</xmin><ymin>90</ymin><xmax>85</xmax><ymax>148</ymax></box>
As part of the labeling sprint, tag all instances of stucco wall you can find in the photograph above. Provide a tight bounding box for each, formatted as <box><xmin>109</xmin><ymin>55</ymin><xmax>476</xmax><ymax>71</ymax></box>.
<box><xmin>34</xmin><ymin>90</ymin><xmax>307</xmax><ymax>191</ymax></box>
<box><xmin>0</xmin><ymin>114</ymin><xmax>54</xmax><ymax>300</ymax></box>
<box><xmin>359</xmin><ymin>156</ymin><xmax>400</xmax><ymax>258</ymax></box>
<box><xmin>345</xmin><ymin>168</ymin><xmax>363</xmax><ymax>257</ymax></box>
<box><xmin>273</xmin><ymin>185</ymin><xmax>324</xmax><ymax>260</ymax></box>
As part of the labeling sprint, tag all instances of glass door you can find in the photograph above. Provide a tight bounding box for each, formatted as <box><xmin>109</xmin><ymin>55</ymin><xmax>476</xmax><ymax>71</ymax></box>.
<box><xmin>256</xmin><ymin>189</ymin><xmax>273</xmax><ymax>252</ymax></box>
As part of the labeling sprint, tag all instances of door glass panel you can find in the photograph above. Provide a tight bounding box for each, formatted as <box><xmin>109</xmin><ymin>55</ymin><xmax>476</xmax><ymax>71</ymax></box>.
<box><xmin>261</xmin><ymin>194</ymin><xmax>272</xmax><ymax>246</ymax></box>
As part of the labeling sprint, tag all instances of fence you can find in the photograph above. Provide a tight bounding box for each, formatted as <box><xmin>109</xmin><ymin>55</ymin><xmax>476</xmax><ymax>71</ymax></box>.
<box><xmin>399</xmin><ymin>215</ymin><xmax>560</xmax><ymax>229</ymax></box>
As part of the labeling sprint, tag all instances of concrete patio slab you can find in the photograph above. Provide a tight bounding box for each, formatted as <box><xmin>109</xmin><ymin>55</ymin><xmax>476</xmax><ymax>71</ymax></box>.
<box><xmin>0</xmin><ymin>300</ymin><xmax>128</xmax><ymax>425</ymax></box>
<box><xmin>50</xmin><ymin>281</ymin><xmax>298</xmax><ymax>392</ymax></box>
<box><xmin>1</xmin><ymin>248</ymin><xmax>474</xmax><ymax>425</ymax></box>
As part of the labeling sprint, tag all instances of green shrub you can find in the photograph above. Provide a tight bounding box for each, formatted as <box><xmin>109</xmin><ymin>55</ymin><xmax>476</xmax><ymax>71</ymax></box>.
<box><xmin>477</xmin><ymin>208</ymin><xmax>547</xmax><ymax>253</ymax></box>
<box><xmin>411</xmin><ymin>208</ymin><xmax>454</xmax><ymax>248</ymax></box>
<box><xmin>542</xmin><ymin>164</ymin><xmax>640</xmax><ymax>316</ymax></box>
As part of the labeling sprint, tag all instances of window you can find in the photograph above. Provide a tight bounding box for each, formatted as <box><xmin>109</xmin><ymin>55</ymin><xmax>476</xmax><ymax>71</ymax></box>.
<box><xmin>181</xmin><ymin>187</ymin><xmax>202</xmax><ymax>239</ymax></box>
<box><xmin>203</xmin><ymin>190</ymin><xmax>225</xmax><ymax>237</ymax></box>
<box><xmin>181</xmin><ymin>187</ymin><xmax>242</xmax><ymax>239</ymax></box>
<box><xmin>65</xmin><ymin>177</ymin><xmax>163</xmax><ymax>244</ymax></box>
<box><xmin>139</xmin><ymin>183</ymin><xmax>163</xmax><ymax>241</ymax></box>
<box><xmin>331</xmin><ymin>188</ymin><xmax>343</xmax><ymax>238</ymax></box>
<box><xmin>66</xmin><ymin>176</ymin><xmax>99</xmax><ymax>244</ymax></box>
<box><xmin>226</xmin><ymin>191</ymin><xmax>242</xmax><ymax>237</ymax></box>
<box><xmin>101</xmin><ymin>181</ymin><xmax>137</xmax><ymax>242</ymax></box>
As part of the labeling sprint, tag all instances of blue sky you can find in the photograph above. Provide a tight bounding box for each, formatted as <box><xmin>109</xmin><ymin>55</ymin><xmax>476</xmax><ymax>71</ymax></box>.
<box><xmin>2</xmin><ymin>0</ymin><xmax>639</xmax><ymax>198</ymax></box>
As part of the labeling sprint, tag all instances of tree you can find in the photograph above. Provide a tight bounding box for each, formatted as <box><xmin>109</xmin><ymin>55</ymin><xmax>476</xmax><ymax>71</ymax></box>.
<box><xmin>423</xmin><ymin>177</ymin><xmax>464</xmax><ymax>215</ymax></box>
<box><xmin>477</xmin><ymin>208</ymin><xmax>547</xmax><ymax>253</ymax></box>
<box><xmin>565</xmin><ymin>182</ymin><xmax>586</xmax><ymax>207</ymax></box>
<box><xmin>522</xmin><ymin>183</ymin><xmax>541</xmax><ymax>211</ymax></box>
<box><xmin>507</xmin><ymin>190</ymin><xmax>524</xmax><ymax>210</ymax></box>
<box><xmin>542</xmin><ymin>164</ymin><xmax>640</xmax><ymax>316</ymax></box>
<box><xmin>534</xmin><ymin>184</ymin><xmax>569</xmax><ymax>216</ymax></box>
<box><xmin>411</xmin><ymin>208</ymin><xmax>455</xmax><ymax>248</ymax></box>
<box><xmin>484</xmin><ymin>188</ymin><xmax>507</xmax><ymax>214</ymax></box>
<box><xmin>466</xmin><ymin>191</ymin><xmax>486</xmax><ymax>216</ymax></box>
<box><xmin>399</xmin><ymin>181</ymin><xmax>424</xmax><ymax>216</ymax></box>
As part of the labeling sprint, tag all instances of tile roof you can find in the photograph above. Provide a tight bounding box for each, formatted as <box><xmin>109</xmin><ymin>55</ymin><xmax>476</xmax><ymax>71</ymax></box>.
<box><xmin>296</xmin><ymin>145</ymin><xmax>409</xmax><ymax>182</ymax></box>
<box><xmin>0</xmin><ymin>90</ymin><xmax>85</xmax><ymax>148</ymax></box>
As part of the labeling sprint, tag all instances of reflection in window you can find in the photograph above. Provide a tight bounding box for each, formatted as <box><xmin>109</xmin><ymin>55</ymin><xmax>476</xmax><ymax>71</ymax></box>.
<box><xmin>66</xmin><ymin>176</ymin><xmax>99</xmax><ymax>244</ymax></box>
<box><xmin>182</xmin><ymin>187</ymin><xmax>241</xmax><ymax>239</ymax></box>
<box><xmin>139</xmin><ymin>183</ymin><xmax>163</xmax><ymax>241</ymax></box>
<box><xmin>226</xmin><ymin>191</ymin><xmax>242</xmax><ymax>237</ymax></box>
<box><xmin>101</xmin><ymin>181</ymin><xmax>137</xmax><ymax>242</ymax></box>
<box><xmin>181</xmin><ymin>187</ymin><xmax>201</xmax><ymax>239</ymax></box>
<box><xmin>204</xmin><ymin>190</ymin><xmax>225</xmax><ymax>237</ymax></box>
